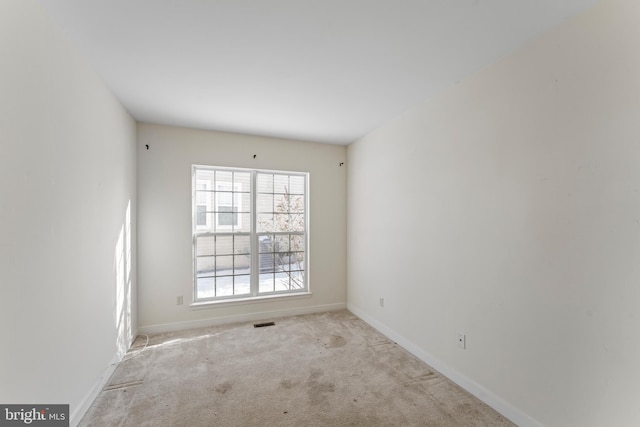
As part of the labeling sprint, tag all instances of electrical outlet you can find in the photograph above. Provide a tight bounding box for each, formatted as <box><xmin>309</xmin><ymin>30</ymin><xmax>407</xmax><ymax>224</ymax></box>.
<box><xmin>379</xmin><ymin>297</ymin><xmax>384</xmax><ymax>308</ymax></box>
<box><xmin>457</xmin><ymin>333</ymin><xmax>466</xmax><ymax>349</ymax></box>
<box><xmin>177</xmin><ymin>296</ymin><xmax>183</xmax><ymax>305</ymax></box>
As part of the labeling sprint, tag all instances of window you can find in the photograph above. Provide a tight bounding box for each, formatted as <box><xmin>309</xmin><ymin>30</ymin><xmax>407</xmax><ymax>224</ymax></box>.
<box><xmin>192</xmin><ymin>166</ymin><xmax>308</xmax><ymax>302</ymax></box>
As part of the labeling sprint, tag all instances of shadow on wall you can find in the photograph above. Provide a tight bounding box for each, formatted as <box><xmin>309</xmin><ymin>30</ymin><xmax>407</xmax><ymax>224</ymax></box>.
<box><xmin>115</xmin><ymin>200</ymin><xmax>133</xmax><ymax>358</ymax></box>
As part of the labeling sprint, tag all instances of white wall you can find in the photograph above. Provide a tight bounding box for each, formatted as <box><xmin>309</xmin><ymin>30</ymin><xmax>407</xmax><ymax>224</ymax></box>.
<box><xmin>137</xmin><ymin>123</ymin><xmax>346</xmax><ymax>331</ymax></box>
<box><xmin>347</xmin><ymin>0</ymin><xmax>640</xmax><ymax>426</ymax></box>
<box><xmin>0</xmin><ymin>0</ymin><xmax>137</xmax><ymax>424</ymax></box>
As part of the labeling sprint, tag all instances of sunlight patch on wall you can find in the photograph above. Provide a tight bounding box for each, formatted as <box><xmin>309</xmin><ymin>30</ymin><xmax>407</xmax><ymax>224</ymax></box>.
<box><xmin>115</xmin><ymin>200</ymin><xmax>133</xmax><ymax>359</ymax></box>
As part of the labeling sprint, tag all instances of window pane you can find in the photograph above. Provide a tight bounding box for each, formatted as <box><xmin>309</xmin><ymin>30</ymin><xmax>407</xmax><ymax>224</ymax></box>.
<box><xmin>197</xmin><ymin>277</ymin><xmax>215</xmax><ymax>299</ymax></box>
<box><xmin>290</xmin><ymin>270</ymin><xmax>305</xmax><ymax>289</ymax></box>
<box><xmin>290</xmin><ymin>234</ymin><xmax>305</xmax><ymax>252</ymax></box>
<box><xmin>257</xmin><ymin>173</ymin><xmax>273</xmax><ymax>193</ymax></box>
<box><xmin>275</xmin><ymin>252</ymin><xmax>289</xmax><ymax>271</ymax></box>
<box><xmin>216</xmin><ymin>170</ymin><xmax>232</xmax><ymax>185</ymax></box>
<box><xmin>234</xmin><ymin>213</ymin><xmax>247</xmax><ymax>232</ymax></box>
<box><xmin>234</xmin><ymin>254</ymin><xmax>250</xmax><ymax>275</ymax></box>
<box><xmin>274</xmin><ymin>174</ymin><xmax>288</xmax><ymax>193</ymax></box>
<box><xmin>289</xmin><ymin>175</ymin><xmax>305</xmax><ymax>194</ymax></box>
<box><xmin>196</xmin><ymin>256</ymin><xmax>215</xmax><ymax>275</ymax></box>
<box><xmin>290</xmin><ymin>195</ymin><xmax>304</xmax><ymax>213</ymax></box>
<box><xmin>259</xmin><ymin>253</ymin><xmax>275</xmax><ymax>273</ymax></box>
<box><xmin>240</xmin><ymin>193</ymin><xmax>251</xmax><ymax>212</ymax></box>
<box><xmin>215</xmin><ymin>255</ymin><xmax>233</xmax><ymax>276</ymax></box>
<box><xmin>218</xmin><ymin>191</ymin><xmax>232</xmax><ymax>205</ymax></box>
<box><xmin>259</xmin><ymin>234</ymin><xmax>274</xmax><ymax>251</ymax></box>
<box><xmin>274</xmin><ymin>194</ymin><xmax>289</xmax><ymax>212</ymax></box>
<box><xmin>232</xmin><ymin>191</ymin><xmax>242</xmax><ymax>211</ymax></box>
<box><xmin>217</xmin><ymin>276</ymin><xmax>233</xmax><ymax>296</ymax></box>
<box><xmin>235</xmin><ymin>235</ymin><xmax>250</xmax><ymax>254</ymax></box>
<box><xmin>217</xmin><ymin>206</ymin><xmax>237</xmax><ymax>226</ymax></box>
<box><xmin>258</xmin><ymin>193</ymin><xmax>273</xmax><ymax>213</ymax></box>
<box><xmin>196</xmin><ymin>235</ymin><xmax>215</xmax><ymax>256</ymax></box>
<box><xmin>274</xmin><ymin>272</ymin><xmax>290</xmax><ymax>291</ymax></box>
<box><xmin>257</xmin><ymin>214</ymin><xmax>273</xmax><ymax>232</ymax></box>
<box><xmin>259</xmin><ymin>273</ymin><xmax>275</xmax><ymax>293</ymax></box>
<box><xmin>195</xmin><ymin>189</ymin><xmax>211</xmax><ymax>203</ymax></box>
<box><xmin>204</xmin><ymin>212</ymin><xmax>215</xmax><ymax>230</ymax></box>
<box><xmin>289</xmin><ymin>214</ymin><xmax>305</xmax><ymax>232</ymax></box>
<box><xmin>274</xmin><ymin>214</ymin><xmax>289</xmax><ymax>232</ymax></box>
<box><xmin>234</xmin><ymin>275</ymin><xmax>251</xmax><ymax>295</ymax></box>
<box><xmin>197</xmin><ymin>169</ymin><xmax>215</xmax><ymax>181</ymax></box>
<box><xmin>195</xmin><ymin>188</ymin><xmax>214</xmax><ymax>204</ymax></box>
<box><xmin>234</xmin><ymin>172</ymin><xmax>251</xmax><ymax>191</ymax></box>
<box><xmin>292</xmin><ymin>251</ymin><xmax>305</xmax><ymax>269</ymax></box>
<box><xmin>274</xmin><ymin>235</ymin><xmax>289</xmax><ymax>252</ymax></box>
<box><xmin>196</xmin><ymin>205</ymin><xmax>207</xmax><ymax>225</ymax></box>
<box><xmin>216</xmin><ymin>236</ymin><xmax>233</xmax><ymax>255</ymax></box>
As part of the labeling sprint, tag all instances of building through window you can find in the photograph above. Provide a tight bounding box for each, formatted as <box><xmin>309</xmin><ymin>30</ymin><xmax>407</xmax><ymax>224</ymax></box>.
<box><xmin>192</xmin><ymin>166</ymin><xmax>308</xmax><ymax>302</ymax></box>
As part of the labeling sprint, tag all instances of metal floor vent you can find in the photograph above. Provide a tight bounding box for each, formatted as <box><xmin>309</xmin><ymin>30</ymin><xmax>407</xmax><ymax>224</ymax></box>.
<box><xmin>254</xmin><ymin>321</ymin><xmax>276</xmax><ymax>328</ymax></box>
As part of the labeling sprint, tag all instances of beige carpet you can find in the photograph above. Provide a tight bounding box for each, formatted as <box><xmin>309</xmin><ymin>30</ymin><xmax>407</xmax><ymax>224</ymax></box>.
<box><xmin>81</xmin><ymin>310</ymin><xmax>515</xmax><ymax>426</ymax></box>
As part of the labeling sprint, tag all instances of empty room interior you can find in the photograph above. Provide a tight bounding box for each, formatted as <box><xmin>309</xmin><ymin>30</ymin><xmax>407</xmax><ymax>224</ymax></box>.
<box><xmin>2</xmin><ymin>0</ymin><xmax>640</xmax><ymax>425</ymax></box>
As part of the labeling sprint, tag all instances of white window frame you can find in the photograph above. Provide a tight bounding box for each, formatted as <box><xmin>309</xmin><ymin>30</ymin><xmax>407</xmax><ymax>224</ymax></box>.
<box><xmin>192</xmin><ymin>165</ymin><xmax>309</xmax><ymax>304</ymax></box>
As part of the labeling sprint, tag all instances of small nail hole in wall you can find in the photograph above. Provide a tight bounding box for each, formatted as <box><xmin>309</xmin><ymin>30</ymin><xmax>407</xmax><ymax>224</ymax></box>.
<box><xmin>339</xmin><ymin>162</ymin><xmax>344</xmax><ymax>166</ymax></box>
<box><xmin>253</xmin><ymin>154</ymin><xmax>257</xmax><ymax>159</ymax></box>
<box><xmin>145</xmin><ymin>144</ymin><xmax>149</xmax><ymax>150</ymax></box>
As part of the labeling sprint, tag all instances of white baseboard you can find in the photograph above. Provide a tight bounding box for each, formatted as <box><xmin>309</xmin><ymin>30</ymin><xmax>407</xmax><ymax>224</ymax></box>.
<box><xmin>69</xmin><ymin>354</ymin><xmax>119</xmax><ymax>427</ymax></box>
<box><xmin>347</xmin><ymin>303</ymin><xmax>543</xmax><ymax>427</ymax></box>
<box><xmin>138</xmin><ymin>302</ymin><xmax>347</xmax><ymax>335</ymax></box>
<box><xmin>70</xmin><ymin>330</ymin><xmax>139</xmax><ymax>427</ymax></box>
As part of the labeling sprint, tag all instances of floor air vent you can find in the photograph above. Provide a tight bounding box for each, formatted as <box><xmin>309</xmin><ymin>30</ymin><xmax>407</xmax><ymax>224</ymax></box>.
<box><xmin>254</xmin><ymin>321</ymin><xmax>275</xmax><ymax>328</ymax></box>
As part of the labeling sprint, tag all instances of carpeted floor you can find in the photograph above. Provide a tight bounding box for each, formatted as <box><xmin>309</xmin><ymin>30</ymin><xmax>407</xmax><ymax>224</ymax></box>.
<box><xmin>81</xmin><ymin>310</ymin><xmax>515</xmax><ymax>426</ymax></box>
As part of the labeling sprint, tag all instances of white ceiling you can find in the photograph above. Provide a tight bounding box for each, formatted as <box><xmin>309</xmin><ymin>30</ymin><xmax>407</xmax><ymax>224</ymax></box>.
<box><xmin>36</xmin><ymin>0</ymin><xmax>598</xmax><ymax>145</ymax></box>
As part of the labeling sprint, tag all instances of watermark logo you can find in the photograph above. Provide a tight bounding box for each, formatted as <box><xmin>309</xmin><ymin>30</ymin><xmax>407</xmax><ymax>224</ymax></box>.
<box><xmin>0</xmin><ymin>405</ymin><xmax>68</xmax><ymax>426</ymax></box>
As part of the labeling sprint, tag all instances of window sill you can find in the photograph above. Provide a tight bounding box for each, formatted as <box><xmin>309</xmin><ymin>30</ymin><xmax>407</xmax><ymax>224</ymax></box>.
<box><xmin>189</xmin><ymin>292</ymin><xmax>312</xmax><ymax>309</ymax></box>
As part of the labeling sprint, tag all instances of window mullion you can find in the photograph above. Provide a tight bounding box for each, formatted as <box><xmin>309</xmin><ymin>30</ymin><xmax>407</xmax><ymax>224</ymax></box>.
<box><xmin>250</xmin><ymin>170</ymin><xmax>258</xmax><ymax>296</ymax></box>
